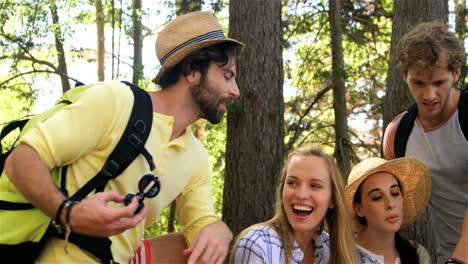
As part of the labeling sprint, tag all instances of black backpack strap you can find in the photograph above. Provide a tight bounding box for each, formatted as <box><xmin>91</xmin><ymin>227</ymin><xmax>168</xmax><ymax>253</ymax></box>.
<box><xmin>458</xmin><ymin>87</ymin><xmax>468</xmax><ymax>142</ymax></box>
<box><xmin>71</xmin><ymin>81</ymin><xmax>153</xmax><ymax>200</ymax></box>
<box><xmin>64</xmin><ymin>81</ymin><xmax>153</xmax><ymax>263</ymax></box>
<box><xmin>48</xmin><ymin>228</ymin><xmax>114</xmax><ymax>264</ymax></box>
<box><xmin>0</xmin><ymin>119</ymin><xmax>29</xmax><ymax>172</ymax></box>
<box><xmin>394</xmin><ymin>104</ymin><xmax>418</xmax><ymax>158</ymax></box>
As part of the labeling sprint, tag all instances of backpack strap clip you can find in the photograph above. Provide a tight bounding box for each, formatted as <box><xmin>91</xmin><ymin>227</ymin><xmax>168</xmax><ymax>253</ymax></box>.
<box><xmin>102</xmin><ymin>160</ymin><xmax>120</xmax><ymax>179</ymax></box>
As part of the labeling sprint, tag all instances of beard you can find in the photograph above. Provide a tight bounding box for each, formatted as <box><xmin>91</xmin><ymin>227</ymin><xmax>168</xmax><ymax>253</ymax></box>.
<box><xmin>190</xmin><ymin>78</ymin><xmax>228</xmax><ymax>124</ymax></box>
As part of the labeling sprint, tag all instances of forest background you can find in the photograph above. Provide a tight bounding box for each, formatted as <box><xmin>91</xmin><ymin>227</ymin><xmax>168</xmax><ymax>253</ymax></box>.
<box><xmin>0</xmin><ymin>0</ymin><xmax>466</xmax><ymax>262</ymax></box>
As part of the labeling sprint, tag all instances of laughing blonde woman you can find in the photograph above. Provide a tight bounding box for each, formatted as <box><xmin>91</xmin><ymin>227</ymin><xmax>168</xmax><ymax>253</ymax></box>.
<box><xmin>230</xmin><ymin>146</ymin><xmax>356</xmax><ymax>264</ymax></box>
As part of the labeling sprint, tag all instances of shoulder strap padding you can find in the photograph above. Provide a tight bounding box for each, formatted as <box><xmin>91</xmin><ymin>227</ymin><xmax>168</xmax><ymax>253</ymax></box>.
<box><xmin>394</xmin><ymin>104</ymin><xmax>417</xmax><ymax>158</ymax></box>
<box><xmin>0</xmin><ymin>119</ymin><xmax>29</xmax><ymax>172</ymax></box>
<box><xmin>458</xmin><ymin>87</ymin><xmax>468</xmax><ymax>141</ymax></box>
<box><xmin>70</xmin><ymin>81</ymin><xmax>153</xmax><ymax>200</ymax></box>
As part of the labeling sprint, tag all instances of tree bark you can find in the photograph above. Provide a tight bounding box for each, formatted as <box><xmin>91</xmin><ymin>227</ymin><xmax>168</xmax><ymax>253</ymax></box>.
<box><xmin>454</xmin><ymin>0</ymin><xmax>467</xmax><ymax>87</ymax></box>
<box><xmin>329</xmin><ymin>0</ymin><xmax>352</xmax><ymax>177</ymax></box>
<box><xmin>382</xmin><ymin>0</ymin><xmax>448</xmax><ymax>262</ymax></box>
<box><xmin>96</xmin><ymin>0</ymin><xmax>105</xmax><ymax>82</ymax></box>
<box><xmin>132</xmin><ymin>0</ymin><xmax>143</xmax><ymax>85</ymax></box>
<box><xmin>49</xmin><ymin>0</ymin><xmax>70</xmax><ymax>93</ymax></box>
<box><xmin>223</xmin><ymin>0</ymin><xmax>284</xmax><ymax>237</ymax></box>
<box><xmin>111</xmin><ymin>0</ymin><xmax>115</xmax><ymax>79</ymax></box>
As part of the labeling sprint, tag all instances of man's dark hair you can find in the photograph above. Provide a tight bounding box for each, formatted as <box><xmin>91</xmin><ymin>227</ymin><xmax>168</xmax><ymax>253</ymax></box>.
<box><xmin>158</xmin><ymin>42</ymin><xmax>242</xmax><ymax>88</ymax></box>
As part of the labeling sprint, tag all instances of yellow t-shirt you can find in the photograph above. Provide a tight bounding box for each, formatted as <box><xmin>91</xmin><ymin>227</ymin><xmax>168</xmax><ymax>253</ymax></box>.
<box><xmin>19</xmin><ymin>80</ymin><xmax>219</xmax><ymax>263</ymax></box>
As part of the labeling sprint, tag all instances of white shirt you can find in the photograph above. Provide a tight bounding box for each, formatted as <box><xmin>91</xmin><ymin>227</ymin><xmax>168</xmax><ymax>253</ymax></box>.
<box><xmin>356</xmin><ymin>242</ymin><xmax>431</xmax><ymax>264</ymax></box>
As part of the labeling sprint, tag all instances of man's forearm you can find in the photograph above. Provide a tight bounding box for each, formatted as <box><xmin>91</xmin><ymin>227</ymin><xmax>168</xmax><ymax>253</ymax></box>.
<box><xmin>5</xmin><ymin>144</ymin><xmax>65</xmax><ymax>218</ymax></box>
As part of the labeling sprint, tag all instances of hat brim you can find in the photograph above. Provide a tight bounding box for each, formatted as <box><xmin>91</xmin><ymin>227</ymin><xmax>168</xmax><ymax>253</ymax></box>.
<box><xmin>344</xmin><ymin>158</ymin><xmax>431</xmax><ymax>233</ymax></box>
<box><xmin>152</xmin><ymin>38</ymin><xmax>245</xmax><ymax>84</ymax></box>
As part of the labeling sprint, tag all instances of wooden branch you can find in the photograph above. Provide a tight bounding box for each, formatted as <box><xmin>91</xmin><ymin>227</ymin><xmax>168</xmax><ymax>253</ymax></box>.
<box><xmin>286</xmin><ymin>85</ymin><xmax>332</xmax><ymax>148</ymax></box>
<box><xmin>0</xmin><ymin>69</ymin><xmax>81</xmax><ymax>87</ymax></box>
<box><xmin>17</xmin><ymin>53</ymin><xmax>57</xmax><ymax>70</ymax></box>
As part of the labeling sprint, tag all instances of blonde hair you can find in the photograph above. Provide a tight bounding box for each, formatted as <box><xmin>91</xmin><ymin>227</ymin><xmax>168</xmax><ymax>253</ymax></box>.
<box><xmin>230</xmin><ymin>146</ymin><xmax>356</xmax><ymax>263</ymax></box>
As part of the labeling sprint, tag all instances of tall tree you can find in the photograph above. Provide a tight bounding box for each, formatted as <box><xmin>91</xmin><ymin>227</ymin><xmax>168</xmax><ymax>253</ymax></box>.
<box><xmin>132</xmin><ymin>0</ymin><xmax>143</xmax><ymax>84</ymax></box>
<box><xmin>382</xmin><ymin>0</ymin><xmax>448</xmax><ymax>261</ymax></box>
<box><xmin>96</xmin><ymin>0</ymin><xmax>105</xmax><ymax>81</ymax></box>
<box><xmin>454</xmin><ymin>0</ymin><xmax>467</xmax><ymax>87</ymax></box>
<box><xmin>329</xmin><ymin>0</ymin><xmax>352</xmax><ymax>176</ymax></box>
<box><xmin>176</xmin><ymin>0</ymin><xmax>202</xmax><ymax>16</ymax></box>
<box><xmin>50</xmin><ymin>0</ymin><xmax>70</xmax><ymax>93</ymax></box>
<box><xmin>223</xmin><ymin>0</ymin><xmax>284</xmax><ymax>236</ymax></box>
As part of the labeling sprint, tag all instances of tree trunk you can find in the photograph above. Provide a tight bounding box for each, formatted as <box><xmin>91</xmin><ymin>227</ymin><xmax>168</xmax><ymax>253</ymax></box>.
<box><xmin>223</xmin><ymin>0</ymin><xmax>284</xmax><ymax>237</ymax></box>
<box><xmin>454</xmin><ymin>0</ymin><xmax>466</xmax><ymax>41</ymax></box>
<box><xmin>176</xmin><ymin>0</ymin><xmax>202</xmax><ymax>16</ymax></box>
<box><xmin>96</xmin><ymin>0</ymin><xmax>105</xmax><ymax>81</ymax></box>
<box><xmin>454</xmin><ymin>0</ymin><xmax>467</xmax><ymax>87</ymax></box>
<box><xmin>329</xmin><ymin>0</ymin><xmax>352</xmax><ymax>177</ymax></box>
<box><xmin>49</xmin><ymin>0</ymin><xmax>70</xmax><ymax>93</ymax></box>
<box><xmin>111</xmin><ymin>0</ymin><xmax>115</xmax><ymax>79</ymax></box>
<box><xmin>132</xmin><ymin>0</ymin><xmax>143</xmax><ymax>85</ymax></box>
<box><xmin>116</xmin><ymin>0</ymin><xmax>123</xmax><ymax>78</ymax></box>
<box><xmin>382</xmin><ymin>0</ymin><xmax>448</xmax><ymax>262</ymax></box>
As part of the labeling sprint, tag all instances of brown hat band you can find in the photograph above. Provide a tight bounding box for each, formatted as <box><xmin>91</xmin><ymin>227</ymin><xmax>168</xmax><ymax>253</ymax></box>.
<box><xmin>159</xmin><ymin>30</ymin><xmax>226</xmax><ymax>65</ymax></box>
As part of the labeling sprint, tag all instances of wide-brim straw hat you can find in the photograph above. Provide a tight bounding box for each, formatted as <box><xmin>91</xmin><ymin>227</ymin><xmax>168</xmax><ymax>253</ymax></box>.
<box><xmin>152</xmin><ymin>11</ymin><xmax>245</xmax><ymax>84</ymax></box>
<box><xmin>344</xmin><ymin>157</ymin><xmax>431</xmax><ymax>233</ymax></box>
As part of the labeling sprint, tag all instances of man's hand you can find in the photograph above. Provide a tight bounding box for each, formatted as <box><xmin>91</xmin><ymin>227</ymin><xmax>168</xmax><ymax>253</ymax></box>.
<box><xmin>69</xmin><ymin>191</ymin><xmax>147</xmax><ymax>237</ymax></box>
<box><xmin>183</xmin><ymin>221</ymin><xmax>233</xmax><ymax>264</ymax></box>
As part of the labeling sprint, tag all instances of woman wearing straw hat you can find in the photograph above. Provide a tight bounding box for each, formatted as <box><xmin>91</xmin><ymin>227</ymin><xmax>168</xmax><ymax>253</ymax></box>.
<box><xmin>344</xmin><ymin>157</ymin><xmax>432</xmax><ymax>264</ymax></box>
<box><xmin>230</xmin><ymin>146</ymin><xmax>357</xmax><ymax>263</ymax></box>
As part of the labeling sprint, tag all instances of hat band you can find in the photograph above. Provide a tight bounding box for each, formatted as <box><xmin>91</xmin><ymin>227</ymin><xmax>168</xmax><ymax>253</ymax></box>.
<box><xmin>160</xmin><ymin>30</ymin><xmax>226</xmax><ymax>65</ymax></box>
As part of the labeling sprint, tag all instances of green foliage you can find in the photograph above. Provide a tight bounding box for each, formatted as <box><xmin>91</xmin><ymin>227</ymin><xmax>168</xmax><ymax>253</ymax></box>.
<box><xmin>144</xmin><ymin>206</ymin><xmax>182</xmax><ymax>238</ymax></box>
<box><xmin>204</xmin><ymin>120</ymin><xmax>227</xmax><ymax>215</ymax></box>
<box><xmin>0</xmin><ymin>84</ymin><xmax>33</xmax><ymax>153</ymax></box>
<box><xmin>282</xmin><ymin>0</ymin><xmax>393</xmax><ymax>160</ymax></box>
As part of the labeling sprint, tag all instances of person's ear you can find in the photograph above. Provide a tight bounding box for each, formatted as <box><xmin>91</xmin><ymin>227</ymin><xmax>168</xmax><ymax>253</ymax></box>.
<box><xmin>401</xmin><ymin>71</ymin><xmax>408</xmax><ymax>83</ymax></box>
<box><xmin>186</xmin><ymin>70</ymin><xmax>201</xmax><ymax>85</ymax></box>
<box><xmin>453</xmin><ymin>66</ymin><xmax>461</xmax><ymax>83</ymax></box>
<box><xmin>354</xmin><ymin>202</ymin><xmax>364</xmax><ymax>217</ymax></box>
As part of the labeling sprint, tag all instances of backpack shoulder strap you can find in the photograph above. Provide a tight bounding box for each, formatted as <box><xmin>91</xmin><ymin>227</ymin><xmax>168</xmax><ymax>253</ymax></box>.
<box><xmin>70</xmin><ymin>81</ymin><xmax>153</xmax><ymax>200</ymax></box>
<box><xmin>394</xmin><ymin>103</ymin><xmax>417</xmax><ymax>158</ymax></box>
<box><xmin>61</xmin><ymin>82</ymin><xmax>153</xmax><ymax>263</ymax></box>
<box><xmin>0</xmin><ymin>119</ymin><xmax>29</xmax><ymax>173</ymax></box>
<box><xmin>458</xmin><ymin>87</ymin><xmax>468</xmax><ymax>142</ymax></box>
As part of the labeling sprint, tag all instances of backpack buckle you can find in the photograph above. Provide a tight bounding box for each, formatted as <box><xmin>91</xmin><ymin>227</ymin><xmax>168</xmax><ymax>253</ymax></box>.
<box><xmin>128</xmin><ymin>134</ymin><xmax>143</xmax><ymax>149</ymax></box>
<box><xmin>102</xmin><ymin>160</ymin><xmax>120</xmax><ymax>179</ymax></box>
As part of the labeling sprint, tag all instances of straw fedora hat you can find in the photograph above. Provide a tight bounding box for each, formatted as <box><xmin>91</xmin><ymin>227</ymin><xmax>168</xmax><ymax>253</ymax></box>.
<box><xmin>152</xmin><ymin>11</ymin><xmax>245</xmax><ymax>84</ymax></box>
<box><xmin>344</xmin><ymin>157</ymin><xmax>431</xmax><ymax>233</ymax></box>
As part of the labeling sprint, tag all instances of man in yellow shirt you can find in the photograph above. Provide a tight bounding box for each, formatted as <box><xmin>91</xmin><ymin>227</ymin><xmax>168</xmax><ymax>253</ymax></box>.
<box><xmin>4</xmin><ymin>11</ymin><xmax>244</xmax><ymax>263</ymax></box>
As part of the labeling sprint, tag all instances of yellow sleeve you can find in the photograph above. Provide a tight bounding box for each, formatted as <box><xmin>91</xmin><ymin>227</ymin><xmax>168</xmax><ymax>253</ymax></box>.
<box><xmin>19</xmin><ymin>81</ymin><xmax>132</xmax><ymax>169</ymax></box>
<box><xmin>175</xmin><ymin>147</ymin><xmax>219</xmax><ymax>244</ymax></box>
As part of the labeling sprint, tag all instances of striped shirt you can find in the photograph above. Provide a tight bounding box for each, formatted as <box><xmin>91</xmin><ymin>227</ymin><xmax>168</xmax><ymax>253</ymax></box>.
<box><xmin>232</xmin><ymin>225</ymin><xmax>330</xmax><ymax>264</ymax></box>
